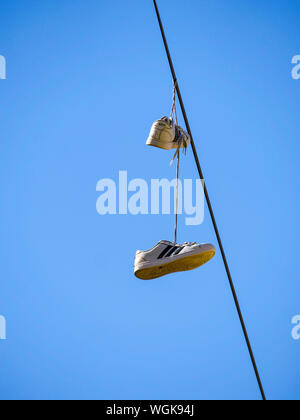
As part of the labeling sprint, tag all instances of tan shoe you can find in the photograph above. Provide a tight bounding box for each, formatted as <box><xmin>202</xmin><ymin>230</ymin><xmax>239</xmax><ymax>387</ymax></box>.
<box><xmin>146</xmin><ymin>117</ymin><xmax>190</xmax><ymax>151</ymax></box>
<box><xmin>146</xmin><ymin>117</ymin><xmax>176</xmax><ymax>150</ymax></box>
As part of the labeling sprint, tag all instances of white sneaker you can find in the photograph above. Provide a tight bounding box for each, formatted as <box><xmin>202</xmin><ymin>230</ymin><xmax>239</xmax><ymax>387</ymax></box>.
<box><xmin>134</xmin><ymin>240</ymin><xmax>216</xmax><ymax>280</ymax></box>
<box><xmin>146</xmin><ymin>117</ymin><xmax>190</xmax><ymax>151</ymax></box>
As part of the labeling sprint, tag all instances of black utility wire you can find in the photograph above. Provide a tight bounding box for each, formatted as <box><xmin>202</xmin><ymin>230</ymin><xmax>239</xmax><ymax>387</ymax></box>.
<box><xmin>153</xmin><ymin>0</ymin><xmax>266</xmax><ymax>401</ymax></box>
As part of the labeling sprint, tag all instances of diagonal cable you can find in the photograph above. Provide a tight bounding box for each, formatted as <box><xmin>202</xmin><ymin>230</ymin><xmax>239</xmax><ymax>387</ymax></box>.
<box><xmin>153</xmin><ymin>0</ymin><xmax>266</xmax><ymax>401</ymax></box>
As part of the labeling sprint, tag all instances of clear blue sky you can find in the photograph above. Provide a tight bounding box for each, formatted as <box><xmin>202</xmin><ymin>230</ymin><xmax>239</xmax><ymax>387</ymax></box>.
<box><xmin>0</xmin><ymin>0</ymin><xmax>299</xmax><ymax>400</ymax></box>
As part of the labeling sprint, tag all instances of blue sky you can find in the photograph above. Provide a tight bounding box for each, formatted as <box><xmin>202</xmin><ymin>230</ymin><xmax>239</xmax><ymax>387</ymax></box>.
<box><xmin>0</xmin><ymin>0</ymin><xmax>299</xmax><ymax>400</ymax></box>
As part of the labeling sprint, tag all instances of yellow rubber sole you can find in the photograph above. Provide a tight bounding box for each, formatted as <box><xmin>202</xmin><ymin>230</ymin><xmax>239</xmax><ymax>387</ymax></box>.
<box><xmin>135</xmin><ymin>249</ymin><xmax>216</xmax><ymax>280</ymax></box>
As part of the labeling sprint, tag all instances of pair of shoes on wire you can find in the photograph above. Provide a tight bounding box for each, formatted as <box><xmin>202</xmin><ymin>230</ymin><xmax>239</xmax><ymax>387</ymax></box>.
<box><xmin>134</xmin><ymin>83</ymin><xmax>216</xmax><ymax>280</ymax></box>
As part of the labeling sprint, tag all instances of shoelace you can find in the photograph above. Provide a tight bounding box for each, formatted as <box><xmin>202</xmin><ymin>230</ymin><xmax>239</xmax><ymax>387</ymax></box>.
<box><xmin>170</xmin><ymin>126</ymin><xmax>189</xmax><ymax>166</ymax></box>
<box><xmin>169</xmin><ymin>81</ymin><xmax>190</xmax><ymax>244</ymax></box>
<box><xmin>169</xmin><ymin>82</ymin><xmax>190</xmax><ymax>165</ymax></box>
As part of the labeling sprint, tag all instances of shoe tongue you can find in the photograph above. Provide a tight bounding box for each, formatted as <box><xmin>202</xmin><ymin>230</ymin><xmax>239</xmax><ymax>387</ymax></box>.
<box><xmin>159</xmin><ymin>240</ymin><xmax>173</xmax><ymax>245</ymax></box>
<box><xmin>160</xmin><ymin>116</ymin><xmax>172</xmax><ymax>127</ymax></box>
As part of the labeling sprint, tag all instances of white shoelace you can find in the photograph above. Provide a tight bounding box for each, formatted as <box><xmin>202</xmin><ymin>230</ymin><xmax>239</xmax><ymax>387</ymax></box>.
<box><xmin>169</xmin><ymin>81</ymin><xmax>190</xmax><ymax>244</ymax></box>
